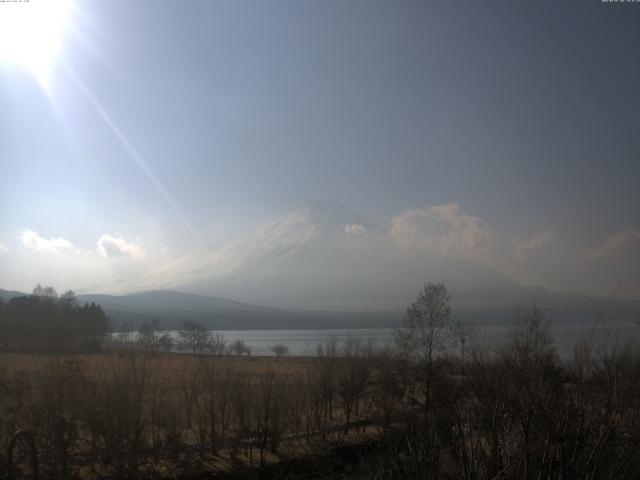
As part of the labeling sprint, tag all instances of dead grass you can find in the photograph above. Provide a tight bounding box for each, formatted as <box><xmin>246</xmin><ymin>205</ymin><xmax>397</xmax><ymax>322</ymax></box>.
<box><xmin>0</xmin><ymin>351</ymin><xmax>314</xmax><ymax>381</ymax></box>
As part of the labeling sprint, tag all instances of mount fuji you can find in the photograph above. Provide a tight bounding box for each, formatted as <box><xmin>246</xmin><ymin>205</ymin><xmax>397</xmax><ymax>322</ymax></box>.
<box><xmin>112</xmin><ymin>201</ymin><xmax>615</xmax><ymax>319</ymax></box>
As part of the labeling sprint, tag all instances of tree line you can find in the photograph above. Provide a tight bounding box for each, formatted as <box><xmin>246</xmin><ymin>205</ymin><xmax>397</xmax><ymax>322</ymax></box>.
<box><xmin>0</xmin><ymin>285</ymin><xmax>111</xmax><ymax>352</ymax></box>
<box><xmin>116</xmin><ymin>319</ymin><xmax>282</xmax><ymax>358</ymax></box>
<box><xmin>0</xmin><ymin>282</ymin><xmax>638</xmax><ymax>479</ymax></box>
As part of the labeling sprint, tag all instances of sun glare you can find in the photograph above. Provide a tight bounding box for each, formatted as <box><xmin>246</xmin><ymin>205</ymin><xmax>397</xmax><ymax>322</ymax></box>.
<box><xmin>0</xmin><ymin>0</ymin><xmax>70</xmax><ymax>89</ymax></box>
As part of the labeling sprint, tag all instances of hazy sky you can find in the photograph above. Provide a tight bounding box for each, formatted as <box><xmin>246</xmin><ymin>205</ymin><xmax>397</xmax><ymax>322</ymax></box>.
<box><xmin>0</xmin><ymin>0</ymin><xmax>639</xmax><ymax>298</ymax></box>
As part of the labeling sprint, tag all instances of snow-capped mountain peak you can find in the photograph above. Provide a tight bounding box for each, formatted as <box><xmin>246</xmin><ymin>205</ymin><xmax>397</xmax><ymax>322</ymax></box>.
<box><xmin>128</xmin><ymin>201</ymin><xmax>378</xmax><ymax>292</ymax></box>
<box><xmin>114</xmin><ymin>201</ymin><xmax>531</xmax><ymax>311</ymax></box>
<box><xmin>254</xmin><ymin>200</ymin><xmax>378</xmax><ymax>248</ymax></box>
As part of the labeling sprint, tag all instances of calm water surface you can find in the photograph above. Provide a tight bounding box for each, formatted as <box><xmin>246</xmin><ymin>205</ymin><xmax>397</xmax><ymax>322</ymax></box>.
<box><xmin>164</xmin><ymin>320</ymin><xmax>640</xmax><ymax>357</ymax></box>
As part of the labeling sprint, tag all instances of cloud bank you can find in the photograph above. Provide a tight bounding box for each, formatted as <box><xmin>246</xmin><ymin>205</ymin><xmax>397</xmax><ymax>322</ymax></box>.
<box><xmin>21</xmin><ymin>230</ymin><xmax>76</xmax><ymax>254</ymax></box>
<box><xmin>587</xmin><ymin>229</ymin><xmax>640</xmax><ymax>260</ymax></box>
<box><xmin>97</xmin><ymin>234</ymin><xmax>145</xmax><ymax>259</ymax></box>
<box><xmin>515</xmin><ymin>230</ymin><xmax>554</xmax><ymax>258</ymax></box>
<box><xmin>390</xmin><ymin>204</ymin><xmax>491</xmax><ymax>259</ymax></box>
<box><xmin>19</xmin><ymin>230</ymin><xmax>145</xmax><ymax>261</ymax></box>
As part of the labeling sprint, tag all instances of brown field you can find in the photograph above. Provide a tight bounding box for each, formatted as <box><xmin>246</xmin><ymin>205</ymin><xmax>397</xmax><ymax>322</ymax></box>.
<box><xmin>2</xmin><ymin>312</ymin><xmax>640</xmax><ymax>480</ymax></box>
<box><xmin>0</xmin><ymin>347</ymin><xmax>387</xmax><ymax>479</ymax></box>
<box><xmin>0</xmin><ymin>351</ymin><xmax>316</xmax><ymax>379</ymax></box>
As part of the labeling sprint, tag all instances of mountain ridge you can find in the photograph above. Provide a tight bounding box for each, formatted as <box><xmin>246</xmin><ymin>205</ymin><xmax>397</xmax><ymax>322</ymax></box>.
<box><xmin>91</xmin><ymin>201</ymin><xmax>640</xmax><ymax>321</ymax></box>
<box><xmin>2</xmin><ymin>287</ymin><xmax>638</xmax><ymax>331</ymax></box>
<box><xmin>4</xmin><ymin>203</ymin><xmax>638</xmax><ymax>327</ymax></box>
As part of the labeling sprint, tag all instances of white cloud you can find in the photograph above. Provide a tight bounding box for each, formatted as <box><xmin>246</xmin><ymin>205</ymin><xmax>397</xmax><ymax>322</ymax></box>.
<box><xmin>390</xmin><ymin>204</ymin><xmax>491</xmax><ymax>259</ymax></box>
<box><xmin>21</xmin><ymin>230</ymin><xmax>75</xmax><ymax>254</ymax></box>
<box><xmin>19</xmin><ymin>230</ymin><xmax>146</xmax><ymax>261</ymax></box>
<box><xmin>587</xmin><ymin>229</ymin><xmax>640</xmax><ymax>260</ymax></box>
<box><xmin>4</xmin><ymin>229</ymin><xmax>161</xmax><ymax>293</ymax></box>
<box><xmin>97</xmin><ymin>234</ymin><xmax>145</xmax><ymax>259</ymax></box>
<box><xmin>515</xmin><ymin>230</ymin><xmax>553</xmax><ymax>258</ymax></box>
<box><xmin>344</xmin><ymin>224</ymin><xmax>367</xmax><ymax>236</ymax></box>
<box><xmin>0</xmin><ymin>242</ymin><xmax>7</xmax><ymax>254</ymax></box>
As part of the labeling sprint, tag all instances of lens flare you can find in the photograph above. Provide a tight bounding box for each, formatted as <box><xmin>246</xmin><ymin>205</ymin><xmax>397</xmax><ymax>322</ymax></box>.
<box><xmin>0</xmin><ymin>0</ymin><xmax>71</xmax><ymax>89</ymax></box>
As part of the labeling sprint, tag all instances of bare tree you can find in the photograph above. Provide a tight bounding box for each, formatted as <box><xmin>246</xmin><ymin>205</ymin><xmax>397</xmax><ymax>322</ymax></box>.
<box><xmin>138</xmin><ymin>319</ymin><xmax>161</xmax><ymax>352</ymax></box>
<box><xmin>206</xmin><ymin>333</ymin><xmax>227</xmax><ymax>356</ymax></box>
<box><xmin>338</xmin><ymin>338</ymin><xmax>372</xmax><ymax>434</ymax></box>
<box><xmin>179</xmin><ymin>320</ymin><xmax>211</xmax><ymax>356</ymax></box>
<box><xmin>269</xmin><ymin>344</ymin><xmax>289</xmax><ymax>360</ymax></box>
<box><xmin>60</xmin><ymin>290</ymin><xmax>78</xmax><ymax>309</ymax></box>
<box><xmin>501</xmin><ymin>304</ymin><xmax>557</xmax><ymax>384</ymax></box>
<box><xmin>157</xmin><ymin>332</ymin><xmax>174</xmax><ymax>353</ymax></box>
<box><xmin>451</xmin><ymin>321</ymin><xmax>471</xmax><ymax>370</ymax></box>
<box><xmin>395</xmin><ymin>282</ymin><xmax>451</xmax><ymax>415</ymax></box>
<box><xmin>230</xmin><ymin>339</ymin><xmax>250</xmax><ymax>356</ymax></box>
<box><xmin>32</xmin><ymin>284</ymin><xmax>58</xmax><ymax>300</ymax></box>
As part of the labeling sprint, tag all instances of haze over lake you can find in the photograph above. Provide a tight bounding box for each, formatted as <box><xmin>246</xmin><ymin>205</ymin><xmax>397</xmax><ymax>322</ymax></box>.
<box><xmin>150</xmin><ymin>320</ymin><xmax>640</xmax><ymax>358</ymax></box>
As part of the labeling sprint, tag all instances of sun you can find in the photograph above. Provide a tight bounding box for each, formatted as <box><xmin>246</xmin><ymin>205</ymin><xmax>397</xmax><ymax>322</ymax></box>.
<box><xmin>0</xmin><ymin>0</ymin><xmax>71</xmax><ymax>89</ymax></box>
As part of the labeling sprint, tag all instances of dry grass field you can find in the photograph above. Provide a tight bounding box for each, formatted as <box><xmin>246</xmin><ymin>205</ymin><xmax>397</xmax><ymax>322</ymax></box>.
<box><xmin>0</xmin><ymin>351</ymin><xmax>315</xmax><ymax>380</ymax></box>
<box><xmin>2</xmin><ymin>307</ymin><xmax>640</xmax><ymax>479</ymax></box>
<box><xmin>0</xmin><ymin>346</ymin><xmax>388</xmax><ymax>479</ymax></box>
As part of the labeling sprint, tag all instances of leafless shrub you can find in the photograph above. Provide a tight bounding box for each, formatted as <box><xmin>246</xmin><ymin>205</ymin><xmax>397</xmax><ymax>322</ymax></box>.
<box><xmin>269</xmin><ymin>344</ymin><xmax>289</xmax><ymax>360</ymax></box>
<box><xmin>179</xmin><ymin>320</ymin><xmax>213</xmax><ymax>356</ymax></box>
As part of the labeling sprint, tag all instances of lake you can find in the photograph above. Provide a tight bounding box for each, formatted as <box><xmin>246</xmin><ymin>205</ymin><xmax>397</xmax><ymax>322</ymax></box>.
<box><xmin>159</xmin><ymin>319</ymin><xmax>640</xmax><ymax>358</ymax></box>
